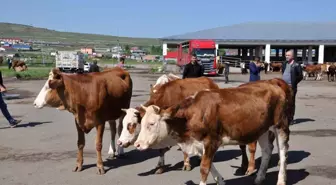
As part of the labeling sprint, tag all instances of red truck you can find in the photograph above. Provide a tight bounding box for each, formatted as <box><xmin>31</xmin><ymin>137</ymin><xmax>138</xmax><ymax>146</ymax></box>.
<box><xmin>176</xmin><ymin>39</ymin><xmax>223</xmax><ymax>75</ymax></box>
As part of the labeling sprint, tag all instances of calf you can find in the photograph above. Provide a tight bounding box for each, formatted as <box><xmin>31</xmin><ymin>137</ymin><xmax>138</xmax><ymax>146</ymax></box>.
<box><xmin>118</xmin><ymin>77</ymin><xmax>219</xmax><ymax>174</ymax></box>
<box><xmin>33</xmin><ymin>67</ymin><xmax>132</xmax><ymax>174</ymax></box>
<box><xmin>135</xmin><ymin>82</ymin><xmax>290</xmax><ymax>185</ymax></box>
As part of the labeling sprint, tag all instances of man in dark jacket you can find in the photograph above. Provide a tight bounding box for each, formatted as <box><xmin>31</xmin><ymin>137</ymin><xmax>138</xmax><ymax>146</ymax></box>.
<box><xmin>182</xmin><ymin>54</ymin><xmax>204</xmax><ymax>79</ymax></box>
<box><xmin>0</xmin><ymin>70</ymin><xmax>21</xmax><ymax>127</ymax></box>
<box><xmin>282</xmin><ymin>49</ymin><xmax>303</xmax><ymax>123</ymax></box>
<box><xmin>89</xmin><ymin>60</ymin><xmax>100</xmax><ymax>72</ymax></box>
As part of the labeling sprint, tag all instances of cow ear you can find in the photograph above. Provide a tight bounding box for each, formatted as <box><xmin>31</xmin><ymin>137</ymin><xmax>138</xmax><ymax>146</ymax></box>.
<box><xmin>49</xmin><ymin>79</ymin><xmax>63</xmax><ymax>89</ymax></box>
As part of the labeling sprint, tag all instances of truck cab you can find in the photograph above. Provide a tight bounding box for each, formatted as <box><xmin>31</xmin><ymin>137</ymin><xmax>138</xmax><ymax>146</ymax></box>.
<box><xmin>177</xmin><ymin>40</ymin><xmax>221</xmax><ymax>75</ymax></box>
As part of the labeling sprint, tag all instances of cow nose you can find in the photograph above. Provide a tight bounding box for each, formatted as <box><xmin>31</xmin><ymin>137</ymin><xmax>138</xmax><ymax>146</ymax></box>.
<box><xmin>117</xmin><ymin>140</ymin><xmax>122</xmax><ymax>146</ymax></box>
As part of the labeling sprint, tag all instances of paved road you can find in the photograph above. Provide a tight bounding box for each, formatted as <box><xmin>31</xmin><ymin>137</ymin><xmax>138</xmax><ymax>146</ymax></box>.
<box><xmin>0</xmin><ymin>72</ymin><xmax>336</xmax><ymax>185</ymax></box>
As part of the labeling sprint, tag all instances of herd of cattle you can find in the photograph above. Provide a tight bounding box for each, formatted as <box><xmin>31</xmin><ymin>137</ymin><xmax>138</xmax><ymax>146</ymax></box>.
<box><xmin>270</xmin><ymin>62</ymin><xmax>336</xmax><ymax>81</ymax></box>
<box><xmin>33</xmin><ymin>67</ymin><xmax>296</xmax><ymax>185</ymax></box>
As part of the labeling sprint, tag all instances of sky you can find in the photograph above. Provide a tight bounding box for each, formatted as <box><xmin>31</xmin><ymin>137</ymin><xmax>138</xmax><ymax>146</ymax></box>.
<box><xmin>1</xmin><ymin>0</ymin><xmax>336</xmax><ymax>38</ymax></box>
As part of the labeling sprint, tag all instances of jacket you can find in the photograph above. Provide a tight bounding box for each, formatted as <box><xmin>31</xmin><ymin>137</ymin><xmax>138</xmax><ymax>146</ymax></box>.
<box><xmin>281</xmin><ymin>61</ymin><xmax>303</xmax><ymax>90</ymax></box>
<box><xmin>182</xmin><ymin>62</ymin><xmax>204</xmax><ymax>79</ymax></box>
<box><xmin>249</xmin><ymin>62</ymin><xmax>262</xmax><ymax>82</ymax></box>
<box><xmin>89</xmin><ymin>63</ymin><xmax>100</xmax><ymax>72</ymax></box>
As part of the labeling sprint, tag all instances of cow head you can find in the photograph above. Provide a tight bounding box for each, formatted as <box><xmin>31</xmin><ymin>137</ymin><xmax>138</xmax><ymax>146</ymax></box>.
<box><xmin>134</xmin><ymin>105</ymin><xmax>173</xmax><ymax>151</ymax></box>
<box><xmin>117</xmin><ymin>107</ymin><xmax>143</xmax><ymax>147</ymax></box>
<box><xmin>33</xmin><ymin>68</ymin><xmax>64</xmax><ymax>109</ymax></box>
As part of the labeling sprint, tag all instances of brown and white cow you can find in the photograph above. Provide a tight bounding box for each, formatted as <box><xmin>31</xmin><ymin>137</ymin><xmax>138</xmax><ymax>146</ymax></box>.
<box><xmin>303</xmin><ymin>64</ymin><xmax>322</xmax><ymax>80</ymax></box>
<box><xmin>135</xmin><ymin>80</ymin><xmax>290</xmax><ymax>185</ymax></box>
<box><xmin>33</xmin><ymin>67</ymin><xmax>132</xmax><ymax>174</ymax></box>
<box><xmin>118</xmin><ymin>77</ymin><xmax>219</xmax><ymax>174</ymax></box>
<box><xmin>34</xmin><ymin>68</ymin><xmax>126</xmax><ymax>159</ymax></box>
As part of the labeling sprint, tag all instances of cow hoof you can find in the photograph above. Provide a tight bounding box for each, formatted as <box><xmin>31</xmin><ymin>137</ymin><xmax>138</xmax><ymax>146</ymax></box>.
<box><xmin>107</xmin><ymin>154</ymin><xmax>117</xmax><ymax>160</ymax></box>
<box><xmin>254</xmin><ymin>177</ymin><xmax>265</xmax><ymax>185</ymax></box>
<box><xmin>96</xmin><ymin>167</ymin><xmax>105</xmax><ymax>175</ymax></box>
<box><xmin>155</xmin><ymin>167</ymin><xmax>164</xmax><ymax>174</ymax></box>
<box><xmin>72</xmin><ymin>165</ymin><xmax>82</xmax><ymax>172</ymax></box>
<box><xmin>245</xmin><ymin>168</ymin><xmax>256</xmax><ymax>176</ymax></box>
<box><xmin>182</xmin><ymin>164</ymin><xmax>192</xmax><ymax>171</ymax></box>
<box><xmin>214</xmin><ymin>177</ymin><xmax>225</xmax><ymax>185</ymax></box>
<box><xmin>117</xmin><ymin>154</ymin><xmax>126</xmax><ymax>159</ymax></box>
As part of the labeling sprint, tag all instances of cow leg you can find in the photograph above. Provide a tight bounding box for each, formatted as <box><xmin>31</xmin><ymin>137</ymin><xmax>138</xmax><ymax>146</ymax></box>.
<box><xmin>274</xmin><ymin>127</ymin><xmax>289</xmax><ymax>185</ymax></box>
<box><xmin>246</xmin><ymin>141</ymin><xmax>257</xmax><ymax>175</ymax></box>
<box><xmin>73</xmin><ymin>120</ymin><xmax>85</xmax><ymax>172</ymax></box>
<box><xmin>95</xmin><ymin>123</ymin><xmax>105</xmax><ymax>175</ymax></box>
<box><xmin>182</xmin><ymin>151</ymin><xmax>192</xmax><ymax>171</ymax></box>
<box><xmin>238</xmin><ymin>145</ymin><xmax>248</xmax><ymax>175</ymax></box>
<box><xmin>254</xmin><ymin>131</ymin><xmax>274</xmax><ymax>185</ymax></box>
<box><xmin>107</xmin><ymin>120</ymin><xmax>117</xmax><ymax>159</ymax></box>
<box><xmin>117</xmin><ymin>116</ymin><xmax>125</xmax><ymax>157</ymax></box>
<box><xmin>200</xmin><ymin>141</ymin><xmax>223</xmax><ymax>185</ymax></box>
<box><xmin>155</xmin><ymin>147</ymin><xmax>169</xmax><ymax>174</ymax></box>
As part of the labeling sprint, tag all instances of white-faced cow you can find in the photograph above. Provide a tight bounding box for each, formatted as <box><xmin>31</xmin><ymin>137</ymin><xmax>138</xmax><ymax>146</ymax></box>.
<box><xmin>118</xmin><ymin>76</ymin><xmax>219</xmax><ymax>174</ymax></box>
<box><xmin>135</xmin><ymin>80</ymin><xmax>290</xmax><ymax>185</ymax></box>
<box><xmin>33</xmin><ymin>67</ymin><xmax>132</xmax><ymax>175</ymax></box>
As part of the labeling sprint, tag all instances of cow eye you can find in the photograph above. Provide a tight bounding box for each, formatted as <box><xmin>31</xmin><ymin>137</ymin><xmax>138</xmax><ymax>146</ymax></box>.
<box><xmin>149</xmin><ymin>122</ymin><xmax>155</xmax><ymax>126</ymax></box>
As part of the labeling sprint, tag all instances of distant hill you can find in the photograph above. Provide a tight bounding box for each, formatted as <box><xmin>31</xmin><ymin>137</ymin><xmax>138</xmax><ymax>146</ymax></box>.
<box><xmin>0</xmin><ymin>23</ymin><xmax>160</xmax><ymax>47</ymax></box>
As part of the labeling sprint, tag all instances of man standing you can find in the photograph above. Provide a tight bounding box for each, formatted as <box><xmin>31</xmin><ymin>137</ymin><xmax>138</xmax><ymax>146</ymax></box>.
<box><xmin>282</xmin><ymin>49</ymin><xmax>303</xmax><ymax>123</ymax></box>
<box><xmin>224</xmin><ymin>61</ymin><xmax>230</xmax><ymax>83</ymax></box>
<box><xmin>89</xmin><ymin>60</ymin><xmax>100</xmax><ymax>72</ymax></box>
<box><xmin>249</xmin><ymin>57</ymin><xmax>263</xmax><ymax>82</ymax></box>
<box><xmin>182</xmin><ymin>54</ymin><xmax>204</xmax><ymax>79</ymax></box>
<box><xmin>0</xmin><ymin>70</ymin><xmax>21</xmax><ymax>128</ymax></box>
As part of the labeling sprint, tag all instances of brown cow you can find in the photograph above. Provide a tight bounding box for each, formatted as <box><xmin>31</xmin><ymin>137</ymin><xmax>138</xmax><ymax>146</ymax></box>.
<box><xmin>135</xmin><ymin>80</ymin><xmax>290</xmax><ymax>185</ymax></box>
<box><xmin>118</xmin><ymin>77</ymin><xmax>220</xmax><ymax>174</ymax></box>
<box><xmin>12</xmin><ymin>60</ymin><xmax>28</xmax><ymax>72</ymax></box>
<box><xmin>270</xmin><ymin>62</ymin><xmax>283</xmax><ymax>72</ymax></box>
<box><xmin>327</xmin><ymin>64</ymin><xmax>336</xmax><ymax>82</ymax></box>
<box><xmin>33</xmin><ymin>67</ymin><xmax>133</xmax><ymax>175</ymax></box>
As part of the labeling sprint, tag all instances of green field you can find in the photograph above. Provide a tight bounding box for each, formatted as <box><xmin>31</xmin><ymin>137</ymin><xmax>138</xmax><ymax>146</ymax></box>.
<box><xmin>0</xmin><ymin>23</ymin><xmax>161</xmax><ymax>47</ymax></box>
<box><xmin>0</xmin><ymin>67</ymin><xmax>51</xmax><ymax>80</ymax></box>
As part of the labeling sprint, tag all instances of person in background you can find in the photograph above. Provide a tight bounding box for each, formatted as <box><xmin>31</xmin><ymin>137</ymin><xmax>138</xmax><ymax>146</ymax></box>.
<box><xmin>117</xmin><ymin>57</ymin><xmax>125</xmax><ymax>69</ymax></box>
<box><xmin>0</xmin><ymin>70</ymin><xmax>21</xmax><ymax>128</ymax></box>
<box><xmin>249</xmin><ymin>56</ymin><xmax>263</xmax><ymax>82</ymax></box>
<box><xmin>264</xmin><ymin>62</ymin><xmax>268</xmax><ymax>74</ymax></box>
<box><xmin>89</xmin><ymin>60</ymin><xmax>100</xmax><ymax>72</ymax></box>
<box><xmin>182</xmin><ymin>54</ymin><xmax>204</xmax><ymax>79</ymax></box>
<box><xmin>7</xmin><ymin>58</ymin><xmax>12</xmax><ymax>70</ymax></box>
<box><xmin>224</xmin><ymin>61</ymin><xmax>230</xmax><ymax>83</ymax></box>
<box><xmin>282</xmin><ymin>49</ymin><xmax>303</xmax><ymax>124</ymax></box>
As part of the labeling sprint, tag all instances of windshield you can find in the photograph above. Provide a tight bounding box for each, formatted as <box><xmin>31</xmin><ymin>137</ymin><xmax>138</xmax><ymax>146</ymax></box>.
<box><xmin>192</xmin><ymin>49</ymin><xmax>215</xmax><ymax>57</ymax></box>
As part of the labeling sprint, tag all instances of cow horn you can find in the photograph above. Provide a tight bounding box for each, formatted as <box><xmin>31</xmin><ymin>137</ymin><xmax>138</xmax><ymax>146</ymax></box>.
<box><xmin>121</xmin><ymin>108</ymin><xmax>127</xmax><ymax>112</ymax></box>
<box><xmin>140</xmin><ymin>104</ymin><xmax>147</xmax><ymax>110</ymax></box>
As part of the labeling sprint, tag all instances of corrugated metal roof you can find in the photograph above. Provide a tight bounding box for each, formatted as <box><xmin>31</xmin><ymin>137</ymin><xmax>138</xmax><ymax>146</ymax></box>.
<box><xmin>162</xmin><ymin>22</ymin><xmax>336</xmax><ymax>41</ymax></box>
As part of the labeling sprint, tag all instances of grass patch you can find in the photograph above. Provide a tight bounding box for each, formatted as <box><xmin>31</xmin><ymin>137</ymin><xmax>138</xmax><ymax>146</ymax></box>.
<box><xmin>0</xmin><ymin>67</ymin><xmax>51</xmax><ymax>80</ymax></box>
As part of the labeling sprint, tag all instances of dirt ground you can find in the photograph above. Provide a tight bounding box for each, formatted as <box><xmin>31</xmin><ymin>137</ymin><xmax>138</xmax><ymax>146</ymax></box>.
<box><xmin>0</xmin><ymin>72</ymin><xmax>336</xmax><ymax>185</ymax></box>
